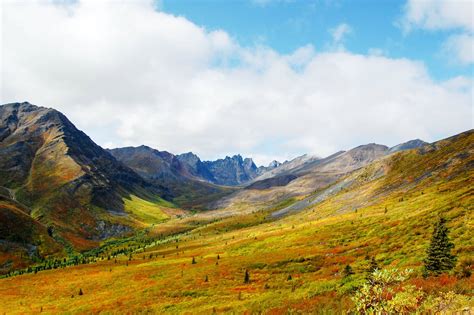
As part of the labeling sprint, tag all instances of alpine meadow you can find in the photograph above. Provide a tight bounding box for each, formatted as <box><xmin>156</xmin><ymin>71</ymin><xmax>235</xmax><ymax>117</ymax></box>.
<box><xmin>0</xmin><ymin>0</ymin><xmax>473</xmax><ymax>314</ymax></box>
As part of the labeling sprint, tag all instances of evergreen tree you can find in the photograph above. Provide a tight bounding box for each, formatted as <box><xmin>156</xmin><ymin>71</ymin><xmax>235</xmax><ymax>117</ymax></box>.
<box><xmin>78</xmin><ymin>288</ymin><xmax>83</xmax><ymax>296</ymax></box>
<box><xmin>192</xmin><ymin>257</ymin><xmax>196</xmax><ymax>264</ymax></box>
<box><xmin>343</xmin><ymin>264</ymin><xmax>354</xmax><ymax>277</ymax></box>
<box><xmin>424</xmin><ymin>217</ymin><xmax>456</xmax><ymax>275</ymax></box>
<box><xmin>244</xmin><ymin>269</ymin><xmax>250</xmax><ymax>283</ymax></box>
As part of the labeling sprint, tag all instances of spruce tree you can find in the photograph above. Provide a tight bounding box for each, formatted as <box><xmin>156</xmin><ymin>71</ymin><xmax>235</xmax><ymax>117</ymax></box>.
<box><xmin>244</xmin><ymin>269</ymin><xmax>250</xmax><ymax>283</ymax></box>
<box><xmin>343</xmin><ymin>264</ymin><xmax>354</xmax><ymax>277</ymax></box>
<box><xmin>424</xmin><ymin>217</ymin><xmax>456</xmax><ymax>275</ymax></box>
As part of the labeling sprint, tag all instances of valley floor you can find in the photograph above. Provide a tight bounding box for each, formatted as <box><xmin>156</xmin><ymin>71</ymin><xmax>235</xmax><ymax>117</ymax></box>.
<box><xmin>0</xmin><ymin>167</ymin><xmax>473</xmax><ymax>313</ymax></box>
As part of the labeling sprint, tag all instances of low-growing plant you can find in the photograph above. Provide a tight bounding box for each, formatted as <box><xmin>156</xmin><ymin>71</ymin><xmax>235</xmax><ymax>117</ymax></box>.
<box><xmin>352</xmin><ymin>268</ymin><xmax>423</xmax><ymax>314</ymax></box>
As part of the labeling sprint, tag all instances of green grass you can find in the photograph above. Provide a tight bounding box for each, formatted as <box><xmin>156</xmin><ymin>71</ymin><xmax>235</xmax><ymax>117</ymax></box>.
<box><xmin>123</xmin><ymin>195</ymin><xmax>172</xmax><ymax>225</ymax></box>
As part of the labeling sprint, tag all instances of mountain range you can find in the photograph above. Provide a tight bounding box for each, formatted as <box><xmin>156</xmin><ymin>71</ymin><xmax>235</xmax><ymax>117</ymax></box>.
<box><xmin>0</xmin><ymin>101</ymin><xmax>467</xmax><ymax>275</ymax></box>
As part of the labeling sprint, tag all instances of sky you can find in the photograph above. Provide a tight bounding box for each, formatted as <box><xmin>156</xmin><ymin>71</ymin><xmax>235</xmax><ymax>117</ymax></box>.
<box><xmin>1</xmin><ymin>0</ymin><xmax>473</xmax><ymax>165</ymax></box>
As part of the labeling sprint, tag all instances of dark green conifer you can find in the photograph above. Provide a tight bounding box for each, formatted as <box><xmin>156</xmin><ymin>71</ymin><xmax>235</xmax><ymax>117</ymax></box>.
<box><xmin>424</xmin><ymin>217</ymin><xmax>456</xmax><ymax>275</ymax></box>
<box><xmin>343</xmin><ymin>264</ymin><xmax>354</xmax><ymax>277</ymax></box>
<box><xmin>244</xmin><ymin>269</ymin><xmax>250</xmax><ymax>283</ymax></box>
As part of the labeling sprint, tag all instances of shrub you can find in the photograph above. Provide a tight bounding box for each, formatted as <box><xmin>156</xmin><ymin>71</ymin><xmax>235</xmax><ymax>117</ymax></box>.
<box><xmin>352</xmin><ymin>268</ymin><xmax>423</xmax><ymax>314</ymax></box>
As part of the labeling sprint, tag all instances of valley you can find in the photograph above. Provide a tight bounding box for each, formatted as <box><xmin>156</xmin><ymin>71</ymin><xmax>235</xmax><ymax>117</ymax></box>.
<box><xmin>0</xmin><ymin>102</ymin><xmax>472</xmax><ymax>313</ymax></box>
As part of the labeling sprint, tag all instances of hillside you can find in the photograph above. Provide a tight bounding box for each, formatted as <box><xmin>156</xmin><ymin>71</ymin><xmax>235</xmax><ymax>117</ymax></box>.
<box><xmin>109</xmin><ymin>146</ymin><xmax>234</xmax><ymax>208</ymax></box>
<box><xmin>0</xmin><ymin>102</ymin><xmax>175</xmax><ymax>268</ymax></box>
<box><xmin>0</xmin><ymin>129</ymin><xmax>472</xmax><ymax>313</ymax></box>
<box><xmin>213</xmin><ymin>143</ymin><xmax>393</xmax><ymax>210</ymax></box>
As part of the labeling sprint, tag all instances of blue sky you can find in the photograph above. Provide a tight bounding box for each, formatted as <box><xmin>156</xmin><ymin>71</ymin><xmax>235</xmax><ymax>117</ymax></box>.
<box><xmin>2</xmin><ymin>0</ymin><xmax>473</xmax><ymax>165</ymax></box>
<box><xmin>161</xmin><ymin>0</ymin><xmax>473</xmax><ymax>81</ymax></box>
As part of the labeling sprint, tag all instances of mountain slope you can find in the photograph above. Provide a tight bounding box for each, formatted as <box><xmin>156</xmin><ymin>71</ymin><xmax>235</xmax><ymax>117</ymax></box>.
<box><xmin>202</xmin><ymin>155</ymin><xmax>259</xmax><ymax>186</ymax></box>
<box><xmin>388</xmin><ymin>139</ymin><xmax>427</xmax><ymax>153</ymax></box>
<box><xmin>0</xmin><ymin>102</ymin><xmax>169</xmax><ymax>251</ymax></box>
<box><xmin>109</xmin><ymin>146</ymin><xmax>234</xmax><ymax>209</ymax></box>
<box><xmin>213</xmin><ymin>143</ymin><xmax>391</xmax><ymax>210</ymax></box>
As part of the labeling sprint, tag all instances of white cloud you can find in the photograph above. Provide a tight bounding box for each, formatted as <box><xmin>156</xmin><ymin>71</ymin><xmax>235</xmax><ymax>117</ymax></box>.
<box><xmin>2</xmin><ymin>0</ymin><xmax>473</xmax><ymax>165</ymax></box>
<box><xmin>328</xmin><ymin>23</ymin><xmax>352</xmax><ymax>51</ymax></box>
<box><xmin>330</xmin><ymin>23</ymin><xmax>352</xmax><ymax>43</ymax></box>
<box><xmin>443</xmin><ymin>33</ymin><xmax>474</xmax><ymax>65</ymax></box>
<box><xmin>401</xmin><ymin>0</ymin><xmax>473</xmax><ymax>32</ymax></box>
<box><xmin>367</xmin><ymin>48</ymin><xmax>386</xmax><ymax>56</ymax></box>
<box><xmin>400</xmin><ymin>0</ymin><xmax>473</xmax><ymax>65</ymax></box>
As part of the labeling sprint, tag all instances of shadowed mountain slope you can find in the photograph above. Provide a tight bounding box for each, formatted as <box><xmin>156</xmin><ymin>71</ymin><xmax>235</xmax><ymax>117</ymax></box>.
<box><xmin>0</xmin><ymin>102</ymin><xmax>171</xmax><ymax>256</ymax></box>
<box><xmin>109</xmin><ymin>146</ymin><xmax>234</xmax><ymax>209</ymax></box>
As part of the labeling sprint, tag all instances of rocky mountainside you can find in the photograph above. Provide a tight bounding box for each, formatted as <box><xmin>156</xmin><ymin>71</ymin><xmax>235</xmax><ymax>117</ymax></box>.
<box><xmin>177</xmin><ymin>152</ymin><xmax>261</xmax><ymax>186</ymax></box>
<box><xmin>247</xmin><ymin>140</ymin><xmax>428</xmax><ymax>191</ymax></box>
<box><xmin>257</xmin><ymin>160</ymin><xmax>282</xmax><ymax>174</ymax></box>
<box><xmin>0</xmin><ymin>102</ymin><xmax>169</xmax><ymax>253</ymax></box>
<box><xmin>213</xmin><ymin>141</ymin><xmax>428</xmax><ymax>209</ymax></box>
<box><xmin>109</xmin><ymin>146</ymin><xmax>233</xmax><ymax>209</ymax></box>
<box><xmin>388</xmin><ymin>139</ymin><xmax>428</xmax><ymax>153</ymax></box>
<box><xmin>110</xmin><ymin>146</ymin><xmax>263</xmax><ymax>189</ymax></box>
<box><xmin>202</xmin><ymin>155</ymin><xmax>259</xmax><ymax>186</ymax></box>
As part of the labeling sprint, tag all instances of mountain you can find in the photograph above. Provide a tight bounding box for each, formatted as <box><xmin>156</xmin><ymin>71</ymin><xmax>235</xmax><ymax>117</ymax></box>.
<box><xmin>257</xmin><ymin>160</ymin><xmax>282</xmax><ymax>174</ymax></box>
<box><xmin>388</xmin><ymin>139</ymin><xmax>428</xmax><ymax>153</ymax></box>
<box><xmin>246</xmin><ymin>140</ymin><xmax>428</xmax><ymax>193</ymax></box>
<box><xmin>176</xmin><ymin>152</ymin><xmax>215</xmax><ymax>182</ymax></box>
<box><xmin>202</xmin><ymin>155</ymin><xmax>259</xmax><ymax>186</ymax></box>
<box><xmin>0</xmin><ymin>102</ymin><xmax>171</xmax><ymax>258</ymax></box>
<box><xmin>253</xmin><ymin>154</ymin><xmax>322</xmax><ymax>181</ymax></box>
<box><xmin>177</xmin><ymin>152</ymin><xmax>261</xmax><ymax>186</ymax></box>
<box><xmin>2</xmin><ymin>129</ymin><xmax>472</xmax><ymax>313</ymax></box>
<box><xmin>109</xmin><ymin>146</ymin><xmax>233</xmax><ymax>209</ymax></box>
<box><xmin>213</xmin><ymin>143</ymin><xmax>397</xmax><ymax>209</ymax></box>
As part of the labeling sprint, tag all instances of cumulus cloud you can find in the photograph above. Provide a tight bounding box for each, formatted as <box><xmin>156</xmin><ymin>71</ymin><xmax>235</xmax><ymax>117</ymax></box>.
<box><xmin>400</xmin><ymin>0</ymin><xmax>473</xmax><ymax>32</ymax></box>
<box><xmin>2</xmin><ymin>0</ymin><xmax>472</xmax><ymax>165</ymax></box>
<box><xmin>443</xmin><ymin>33</ymin><xmax>474</xmax><ymax>65</ymax></box>
<box><xmin>400</xmin><ymin>0</ymin><xmax>473</xmax><ymax>65</ymax></box>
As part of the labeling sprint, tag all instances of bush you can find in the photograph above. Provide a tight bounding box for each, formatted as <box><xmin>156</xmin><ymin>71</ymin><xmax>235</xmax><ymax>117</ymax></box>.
<box><xmin>352</xmin><ymin>268</ymin><xmax>422</xmax><ymax>314</ymax></box>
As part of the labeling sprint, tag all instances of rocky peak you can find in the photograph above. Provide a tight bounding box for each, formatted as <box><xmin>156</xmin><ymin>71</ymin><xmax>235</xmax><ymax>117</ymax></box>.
<box><xmin>389</xmin><ymin>139</ymin><xmax>428</xmax><ymax>153</ymax></box>
<box><xmin>268</xmin><ymin>160</ymin><xmax>281</xmax><ymax>168</ymax></box>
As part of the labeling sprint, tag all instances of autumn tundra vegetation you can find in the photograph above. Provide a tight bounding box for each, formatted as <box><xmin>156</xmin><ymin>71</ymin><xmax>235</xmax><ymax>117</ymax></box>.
<box><xmin>0</xmin><ymin>104</ymin><xmax>472</xmax><ymax>313</ymax></box>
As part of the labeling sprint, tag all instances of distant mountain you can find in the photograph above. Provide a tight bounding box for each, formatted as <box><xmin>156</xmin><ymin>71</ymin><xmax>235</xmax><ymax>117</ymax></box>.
<box><xmin>109</xmin><ymin>146</ymin><xmax>233</xmax><ymax>209</ymax></box>
<box><xmin>213</xmin><ymin>143</ymin><xmax>391</xmax><ymax>208</ymax></box>
<box><xmin>246</xmin><ymin>140</ymin><xmax>427</xmax><ymax>192</ymax></box>
<box><xmin>388</xmin><ymin>139</ymin><xmax>428</xmax><ymax>153</ymax></box>
<box><xmin>253</xmin><ymin>154</ymin><xmax>322</xmax><ymax>182</ymax></box>
<box><xmin>111</xmin><ymin>146</ymin><xmax>262</xmax><ymax>188</ymax></box>
<box><xmin>176</xmin><ymin>152</ymin><xmax>216</xmax><ymax>182</ymax></box>
<box><xmin>178</xmin><ymin>153</ymin><xmax>262</xmax><ymax>186</ymax></box>
<box><xmin>202</xmin><ymin>155</ymin><xmax>259</xmax><ymax>186</ymax></box>
<box><xmin>0</xmin><ymin>102</ymin><xmax>168</xmax><ymax>253</ymax></box>
<box><xmin>257</xmin><ymin>160</ymin><xmax>282</xmax><ymax>174</ymax></box>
